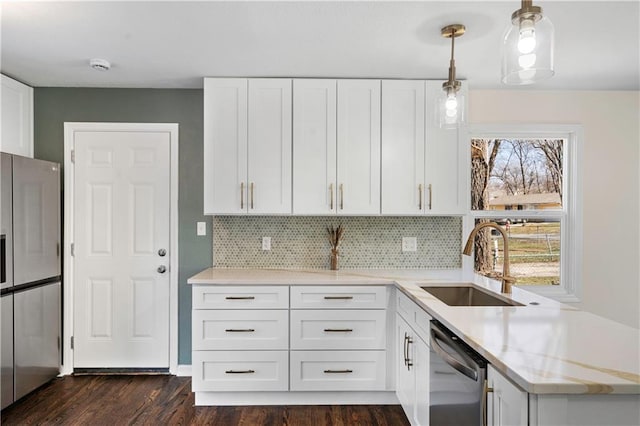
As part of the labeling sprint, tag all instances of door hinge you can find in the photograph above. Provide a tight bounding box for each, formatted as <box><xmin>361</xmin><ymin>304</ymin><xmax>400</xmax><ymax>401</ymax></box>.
<box><xmin>71</xmin><ymin>149</ymin><xmax>75</xmax><ymax>163</ymax></box>
<box><xmin>70</xmin><ymin>243</ymin><xmax>74</xmax><ymax>256</ymax></box>
<box><xmin>70</xmin><ymin>336</ymin><xmax>74</xmax><ymax>349</ymax></box>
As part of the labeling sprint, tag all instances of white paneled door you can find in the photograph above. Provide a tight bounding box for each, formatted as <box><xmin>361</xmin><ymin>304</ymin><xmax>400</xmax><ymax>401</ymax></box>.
<box><xmin>73</xmin><ymin>129</ymin><xmax>170</xmax><ymax>368</ymax></box>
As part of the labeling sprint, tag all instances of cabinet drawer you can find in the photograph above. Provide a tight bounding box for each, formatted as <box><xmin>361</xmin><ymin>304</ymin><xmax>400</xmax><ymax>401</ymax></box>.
<box><xmin>193</xmin><ymin>310</ymin><xmax>288</xmax><ymax>350</ymax></box>
<box><xmin>396</xmin><ymin>290</ymin><xmax>416</xmax><ymax>323</ymax></box>
<box><xmin>192</xmin><ymin>285</ymin><xmax>288</xmax><ymax>309</ymax></box>
<box><xmin>192</xmin><ymin>351</ymin><xmax>288</xmax><ymax>392</ymax></box>
<box><xmin>290</xmin><ymin>350</ymin><xmax>386</xmax><ymax>391</ymax></box>
<box><xmin>290</xmin><ymin>286</ymin><xmax>387</xmax><ymax>309</ymax></box>
<box><xmin>396</xmin><ymin>289</ymin><xmax>432</xmax><ymax>343</ymax></box>
<box><xmin>290</xmin><ymin>310</ymin><xmax>386</xmax><ymax>350</ymax></box>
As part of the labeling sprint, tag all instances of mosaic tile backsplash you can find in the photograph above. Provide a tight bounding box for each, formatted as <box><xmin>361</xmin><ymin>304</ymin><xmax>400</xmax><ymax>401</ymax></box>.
<box><xmin>212</xmin><ymin>216</ymin><xmax>462</xmax><ymax>269</ymax></box>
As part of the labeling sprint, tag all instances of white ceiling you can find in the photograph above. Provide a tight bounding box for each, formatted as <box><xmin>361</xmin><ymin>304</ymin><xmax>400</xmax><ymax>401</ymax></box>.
<box><xmin>1</xmin><ymin>1</ymin><xmax>639</xmax><ymax>90</ymax></box>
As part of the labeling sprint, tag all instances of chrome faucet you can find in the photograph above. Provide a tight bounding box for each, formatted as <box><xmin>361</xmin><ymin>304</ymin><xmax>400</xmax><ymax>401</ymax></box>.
<box><xmin>463</xmin><ymin>222</ymin><xmax>517</xmax><ymax>294</ymax></box>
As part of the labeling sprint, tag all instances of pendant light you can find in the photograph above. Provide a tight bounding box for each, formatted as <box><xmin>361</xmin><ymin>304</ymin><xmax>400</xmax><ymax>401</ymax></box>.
<box><xmin>502</xmin><ymin>0</ymin><xmax>554</xmax><ymax>85</ymax></box>
<box><xmin>438</xmin><ymin>24</ymin><xmax>466</xmax><ymax>129</ymax></box>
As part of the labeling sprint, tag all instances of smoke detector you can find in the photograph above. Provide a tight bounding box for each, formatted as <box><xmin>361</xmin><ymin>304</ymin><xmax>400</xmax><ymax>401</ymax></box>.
<box><xmin>89</xmin><ymin>58</ymin><xmax>111</xmax><ymax>71</ymax></box>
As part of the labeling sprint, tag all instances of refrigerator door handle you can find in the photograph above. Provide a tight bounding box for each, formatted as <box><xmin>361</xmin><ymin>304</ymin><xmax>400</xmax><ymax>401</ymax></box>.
<box><xmin>1</xmin><ymin>234</ymin><xmax>6</xmax><ymax>284</ymax></box>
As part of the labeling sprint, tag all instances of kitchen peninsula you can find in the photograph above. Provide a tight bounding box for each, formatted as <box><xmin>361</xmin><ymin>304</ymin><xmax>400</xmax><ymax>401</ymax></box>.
<box><xmin>188</xmin><ymin>268</ymin><xmax>640</xmax><ymax>426</ymax></box>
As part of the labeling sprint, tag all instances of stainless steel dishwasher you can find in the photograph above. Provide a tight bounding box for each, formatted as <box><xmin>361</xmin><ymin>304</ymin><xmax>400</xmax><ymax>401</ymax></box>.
<box><xmin>430</xmin><ymin>320</ymin><xmax>487</xmax><ymax>426</ymax></box>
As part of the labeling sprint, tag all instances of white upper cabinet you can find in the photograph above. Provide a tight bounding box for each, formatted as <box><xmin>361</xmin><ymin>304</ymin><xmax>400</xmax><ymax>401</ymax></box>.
<box><xmin>381</xmin><ymin>80</ymin><xmax>426</xmax><ymax>215</ymax></box>
<box><xmin>336</xmin><ymin>80</ymin><xmax>381</xmax><ymax>215</ymax></box>
<box><xmin>381</xmin><ymin>80</ymin><xmax>467</xmax><ymax>215</ymax></box>
<box><xmin>247</xmin><ymin>79</ymin><xmax>292</xmax><ymax>214</ymax></box>
<box><xmin>293</xmin><ymin>79</ymin><xmax>381</xmax><ymax>215</ymax></box>
<box><xmin>425</xmin><ymin>80</ymin><xmax>467</xmax><ymax>215</ymax></box>
<box><xmin>204</xmin><ymin>78</ymin><xmax>292</xmax><ymax>215</ymax></box>
<box><xmin>292</xmin><ymin>79</ymin><xmax>337</xmax><ymax>215</ymax></box>
<box><xmin>1</xmin><ymin>75</ymin><xmax>33</xmax><ymax>158</ymax></box>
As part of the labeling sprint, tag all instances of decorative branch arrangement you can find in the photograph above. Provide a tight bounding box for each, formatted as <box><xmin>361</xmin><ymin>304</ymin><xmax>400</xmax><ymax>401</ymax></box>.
<box><xmin>327</xmin><ymin>224</ymin><xmax>345</xmax><ymax>270</ymax></box>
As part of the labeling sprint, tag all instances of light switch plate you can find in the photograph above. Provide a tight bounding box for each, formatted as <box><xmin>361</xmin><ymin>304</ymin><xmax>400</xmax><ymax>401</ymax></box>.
<box><xmin>262</xmin><ymin>237</ymin><xmax>271</xmax><ymax>251</ymax></box>
<box><xmin>197</xmin><ymin>221</ymin><xmax>206</xmax><ymax>236</ymax></box>
<box><xmin>402</xmin><ymin>237</ymin><xmax>417</xmax><ymax>252</ymax></box>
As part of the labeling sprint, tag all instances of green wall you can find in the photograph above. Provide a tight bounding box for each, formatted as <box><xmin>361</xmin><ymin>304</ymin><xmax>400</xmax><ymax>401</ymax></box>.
<box><xmin>34</xmin><ymin>88</ymin><xmax>209</xmax><ymax>364</ymax></box>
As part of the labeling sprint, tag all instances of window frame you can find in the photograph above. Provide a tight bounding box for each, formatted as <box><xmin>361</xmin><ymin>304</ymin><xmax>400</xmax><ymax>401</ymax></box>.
<box><xmin>462</xmin><ymin>124</ymin><xmax>583</xmax><ymax>302</ymax></box>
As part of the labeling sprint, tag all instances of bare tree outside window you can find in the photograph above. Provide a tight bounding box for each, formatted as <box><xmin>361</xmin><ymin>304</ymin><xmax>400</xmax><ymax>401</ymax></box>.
<box><xmin>470</xmin><ymin>138</ymin><xmax>564</xmax><ymax>285</ymax></box>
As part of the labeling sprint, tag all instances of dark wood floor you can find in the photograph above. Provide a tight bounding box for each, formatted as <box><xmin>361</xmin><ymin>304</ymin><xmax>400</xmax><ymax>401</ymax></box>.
<box><xmin>1</xmin><ymin>376</ymin><xmax>410</xmax><ymax>425</ymax></box>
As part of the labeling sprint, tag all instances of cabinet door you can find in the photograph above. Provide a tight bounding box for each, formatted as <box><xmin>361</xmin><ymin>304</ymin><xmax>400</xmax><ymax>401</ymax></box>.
<box><xmin>293</xmin><ymin>79</ymin><xmax>337</xmax><ymax>214</ymax></box>
<box><xmin>414</xmin><ymin>336</ymin><xmax>430</xmax><ymax>426</ymax></box>
<box><xmin>247</xmin><ymin>79</ymin><xmax>292</xmax><ymax>214</ymax></box>
<box><xmin>1</xmin><ymin>75</ymin><xmax>33</xmax><ymax>158</ymax></box>
<box><xmin>487</xmin><ymin>365</ymin><xmax>528</xmax><ymax>426</ymax></box>
<box><xmin>396</xmin><ymin>314</ymin><xmax>416</xmax><ymax>423</ymax></box>
<box><xmin>336</xmin><ymin>80</ymin><xmax>381</xmax><ymax>215</ymax></box>
<box><xmin>381</xmin><ymin>80</ymin><xmax>425</xmax><ymax>215</ymax></box>
<box><xmin>424</xmin><ymin>81</ymin><xmax>467</xmax><ymax>215</ymax></box>
<box><xmin>203</xmin><ymin>78</ymin><xmax>248</xmax><ymax>214</ymax></box>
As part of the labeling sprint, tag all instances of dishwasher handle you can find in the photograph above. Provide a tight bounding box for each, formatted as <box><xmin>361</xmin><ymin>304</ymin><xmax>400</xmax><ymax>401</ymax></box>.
<box><xmin>430</xmin><ymin>325</ymin><xmax>479</xmax><ymax>382</ymax></box>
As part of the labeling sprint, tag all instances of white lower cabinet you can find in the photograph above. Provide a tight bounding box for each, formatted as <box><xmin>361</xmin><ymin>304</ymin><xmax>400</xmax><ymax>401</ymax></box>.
<box><xmin>290</xmin><ymin>309</ymin><xmax>386</xmax><ymax>350</ymax></box>
<box><xmin>192</xmin><ymin>284</ymin><xmax>390</xmax><ymax>398</ymax></box>
<box><xmin>290</xmin><ymin>350</ymin><xmax>386</xmax><ymax>391</ymax></box>
<box><xmin>192</xmin><ymin>309</ymin><xmax>289</xmax><ymax>351</ymax></box>
<box><xmin>487</xmin><ymin>365</ymin><xmax>528</xmax><ymax>426</ymax></box>
<box><xmin>192</xmin><ymin>350</ymin><xmax>289</xmax><ymax>392</ymax></box>
<box><xmin>487</xmin><ymin>365</ymin><xmax>640</xmax><ymax>426</ymax></box>
<box><xmin>396</xmin><ymin>313</ymin><xmax>430</xmax><ymax>426</ymax></box>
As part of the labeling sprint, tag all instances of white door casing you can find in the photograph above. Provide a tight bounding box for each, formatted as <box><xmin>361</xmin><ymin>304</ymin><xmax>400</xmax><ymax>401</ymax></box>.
<box><xmin>63</xmin><ymin>123</ymin><xmax>178</xmax><ymax>373</ymax></box>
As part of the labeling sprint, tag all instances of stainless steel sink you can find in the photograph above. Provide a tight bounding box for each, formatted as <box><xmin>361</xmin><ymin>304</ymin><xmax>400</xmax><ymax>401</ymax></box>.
<box><xmin>420</xmin><ymin>285</ymin><xmax>524</xmax><ymax>307</ymax></box>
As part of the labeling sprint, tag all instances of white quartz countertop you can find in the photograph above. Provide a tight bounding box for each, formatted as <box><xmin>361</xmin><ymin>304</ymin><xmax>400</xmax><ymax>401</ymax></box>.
<box><xmin>188</xmin><ymin>268</ymin><xmax>640</xmax><ymax>395</ymax></box>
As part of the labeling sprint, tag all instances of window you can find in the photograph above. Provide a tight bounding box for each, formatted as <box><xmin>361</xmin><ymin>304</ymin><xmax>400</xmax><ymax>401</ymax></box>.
<box><xmin>465</xmin><ymin>125</ymin><xmax>582</xmax><ymax>302</ymax></box>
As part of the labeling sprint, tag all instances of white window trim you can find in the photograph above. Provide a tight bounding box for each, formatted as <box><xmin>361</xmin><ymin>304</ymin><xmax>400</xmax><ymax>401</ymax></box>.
<box><xmin>462</xmin><ymin>124</ymin><xmax>583</xmax><ymax>303</ymax></box>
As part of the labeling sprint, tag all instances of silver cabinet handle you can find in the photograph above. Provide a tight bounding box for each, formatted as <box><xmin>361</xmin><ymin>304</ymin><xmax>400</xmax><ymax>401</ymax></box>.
<box><xmin>323</xmin><ymin>328</ymin><xmax>353</xmax><ymax>332</ymax></box>
<box><xmin>225</xmin><ymin>329</ymin><xmax>255</xmax><ymax>332</ymax></box>
<box><xmin>240</xmin><ymin>182</ymin><xmax>245</xmax><ymax>209</ymax></box>
<box><xmin>158</xmin><ymin>248</ymin><xmax>166</xmax><ymax>257</ymax></box>
<box><xmin>324</xmin><ymin>296</ymin><xmax>353</xmax><ymax>300</ymax></box>
<box><xmin>428</xmin><ymin>183</ymin><xmax>432</xmax><ymax>210</ymax></box>
<box><xmin>323</xmin><ymin>369</ymin><xmax>353</xmax><ymax>374</ymax></box>
<box><xmin>250</xmin><ymin>182</ymin><xmax>254</xmax><ymax>209</ymax></box>
<box><xmin>225</xmin><ymin>370</ymin><xmax>255</xmax><ymax>374</ymax></box>
<box><xmin>405</xmin><ymin>332</ymin><xmax>413</xmax><ymax>371</ymax></box>
<box><xmin>157</xmin><ymin>265</ymin><xmax>166</xmax><ymax>274</ymax></box>
<box><xmin>403</xmin><ymin>332</ymin><xmax>408</xmax><ymax>367</ymax></box>
<box><xmin>418</xmin><ymin>184</ymin><xmax>423</xmax><ymax>210</ymax></box>
<box><xmin>339</xmin><ymin>183</ymin><xmax>344</xmax><ymax>210</ymax></box>
<box><xmin>225</xmin><ymin>296</ymin><xmax>255</xmax><ymax>300</ymax></box>
<box><xmin>329</xmin><ymin>183</ymin><xmax>334</xmax><ymax>210</ymax></box>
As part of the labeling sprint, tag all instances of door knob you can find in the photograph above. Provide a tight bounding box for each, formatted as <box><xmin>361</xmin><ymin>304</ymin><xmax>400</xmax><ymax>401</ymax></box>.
<box><xmin>157</xmin><ymin>265</ymin><xmax>167</xmax><ymax>274</ymax></box>
<box><xmin>158</xmin><ymin>248</ymin><xmax>167</xmax><ymax>257</ymax></box>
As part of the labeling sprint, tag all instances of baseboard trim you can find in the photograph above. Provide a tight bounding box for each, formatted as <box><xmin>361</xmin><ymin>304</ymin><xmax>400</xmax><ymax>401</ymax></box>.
<box><xmin>176</xmin><ymin>364</ymin><xmax>192</xmax><ymax>377</ymax></box>
<box><xmin>194</xmin><ymin>391</ymin><xmax>398</xmax><ymax>406</ymax></box>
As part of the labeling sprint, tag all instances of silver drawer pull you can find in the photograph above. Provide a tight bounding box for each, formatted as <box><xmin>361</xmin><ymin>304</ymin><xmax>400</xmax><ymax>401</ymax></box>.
<box><xmin>323</xmin><ymin>369</ymin><xmax>353</xmax><ymax>374</ymax></box>
<box><xmin>225</xmin><ymin>329</ymin><xmax>255</xmax><ymax>333</ymax></box>
<box><xmin>225</xmin><ymin>296</ymin><xmax>255</xmax><ymax>300</ymax></box>
<box><xmin>225</xmin><ymin>370</ymin><xmax>255</xmax><ymax>374</ymax></box>
<box><xmin>323</xmin><ymin>296</ymin><xmax>353</xmax><ymax>300</ymax></box>
<box><xmin>323</xmin><ymin>328</ymin><xmax>353</xmax><ymax>332</ymax></box>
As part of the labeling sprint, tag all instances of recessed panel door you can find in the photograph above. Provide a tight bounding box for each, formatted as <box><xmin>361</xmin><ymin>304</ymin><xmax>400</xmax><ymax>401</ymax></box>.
<box><xmin>73</xmin><ymin>129</ymin><xmax>170</xmax><ymax>368</ymax></box>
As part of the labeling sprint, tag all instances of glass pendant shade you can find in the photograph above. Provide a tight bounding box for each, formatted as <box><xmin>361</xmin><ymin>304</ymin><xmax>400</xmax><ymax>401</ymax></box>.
<box><xmin>437</xmin><ymin>24</ymin><xmax>466</xmax><ymax>129</ymax></box>
<box><xmin>502</xmin><ymin>12</ymin><xmax>554</xmax><ymax>85</ymax></box>
<box><xmin>437</xmin><ymin>89</ymin><xmax>466</xmax><ymax>129</ymax></box>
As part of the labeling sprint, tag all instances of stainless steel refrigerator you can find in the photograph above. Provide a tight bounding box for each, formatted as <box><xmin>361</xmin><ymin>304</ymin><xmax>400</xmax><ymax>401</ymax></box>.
<box><xmin>1</xmin><ymin>153</ymin><xmax>61</xmax><ymax>410</ymax></box>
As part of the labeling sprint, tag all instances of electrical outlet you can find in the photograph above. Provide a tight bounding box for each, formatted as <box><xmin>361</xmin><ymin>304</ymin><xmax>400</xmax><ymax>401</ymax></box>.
<box><xmin>197</xmin><ymin>221</ymin><xmax>206</xmax><ymax>236</ymax></box>
<box><xmin>262</xmin><ymin>237</ymin><xmax>271</xmax><ymax>251</ymax></box>
<box><xmin>402</xmin><ymin>237</ymin><xmax>417</xmax><ymax>252</ymax></box>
